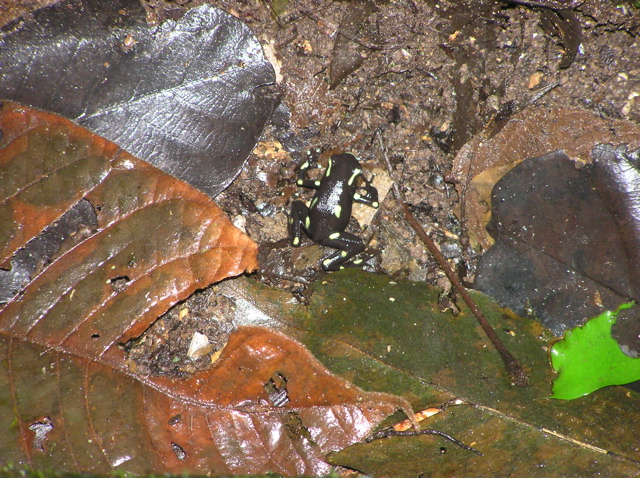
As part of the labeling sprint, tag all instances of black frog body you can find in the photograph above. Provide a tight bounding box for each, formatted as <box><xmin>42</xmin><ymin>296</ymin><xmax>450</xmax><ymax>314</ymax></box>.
<box><xmin>289</xmin><ymin>152</ymin><xmax>379</xmax><ymax>271</ymax></box>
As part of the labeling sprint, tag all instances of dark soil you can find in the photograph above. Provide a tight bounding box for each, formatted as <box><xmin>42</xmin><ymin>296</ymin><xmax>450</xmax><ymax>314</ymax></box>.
<box><xmin>113</xmin><ymin>0</ymin><xmax>640</xmax><ymax>375</ymax></box>
<box><xmin>210</xmin><ymin>0</ymin><xmax>640</xmax><ymax>285</ymax></box>
<box><xmin>125</xmin><ymin>0</ymin><xmax>640</xmax><ymax>377</ymax></box>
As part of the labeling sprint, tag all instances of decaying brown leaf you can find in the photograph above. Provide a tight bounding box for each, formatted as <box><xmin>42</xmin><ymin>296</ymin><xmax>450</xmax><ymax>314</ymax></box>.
<box><xmin>453</xmin><ymin>106</ymin><xmax>640</xmax><ymax>250</ymax></box>
<box><xmin>0</xmin><ymin>103</ymin><xmax>405</xmax><ymax>474</ymax></box>
<box><xmin>143</xmin><ymin>326</ymin><xmax>411</xmax><ymax>475</ymax></box>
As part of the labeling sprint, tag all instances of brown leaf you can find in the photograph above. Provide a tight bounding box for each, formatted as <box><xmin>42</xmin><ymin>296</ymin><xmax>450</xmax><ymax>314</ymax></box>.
<box><xmin>143</xmin><ymin>326</ymin><xmax>407</xmax><ymax>474</ymax></box>
<box><xmin>0</xmin><ymin>101</ymin><xmax>258</xmax><ymax>352</ymax></box>
<box><xmin>0</xmin><ymin>102</ymin><xmax>404</xmax><ymax>475</ymax></box>
<box><xmin>452</xmin><ymin>106</ymin><xmax>640</xmax><ymax>250</ymax></box>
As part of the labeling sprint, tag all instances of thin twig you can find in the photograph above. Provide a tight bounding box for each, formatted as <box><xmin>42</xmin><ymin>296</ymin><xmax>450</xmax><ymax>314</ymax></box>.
<box><xmin>367</xmin><ymin>427</ymin><xmax>483</xmax><ymax>456</ymax></box>
<box><xmin>501</xmin><ymin>0</ymin><xmax>583</xmax><ymax>10</ymax></box>
<box><xmin>527</xmin><ymin>81</ymin><xmax>561</xmax><ymax>106</ymax></box>
<box><xmin>376</xmin><ymin>131</ymin><xmax>529</xmax><ymax>387</ymax></box>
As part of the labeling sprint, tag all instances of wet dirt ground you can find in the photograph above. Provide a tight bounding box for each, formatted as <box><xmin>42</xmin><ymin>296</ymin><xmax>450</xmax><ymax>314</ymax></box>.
<box><xmin>214</xmin><ymin>0</ymin><xmax>640</xmax><ymax>283</ymax></box>
<box><xmin>121</xmin><ymin>0</ymin><xmax>640</xmax><ymax>376</ymax></box>
<box><xmin>133</xmin><ymin>0</ymin><xmax>640</xmax><ymax>374</ymax></box>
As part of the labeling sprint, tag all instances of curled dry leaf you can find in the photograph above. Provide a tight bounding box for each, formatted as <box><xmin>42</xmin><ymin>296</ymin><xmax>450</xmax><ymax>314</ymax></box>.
<box><xmin>452</xmin><ymin>106</ymin><xmax>640</xmax><ymax>250</ymax></box>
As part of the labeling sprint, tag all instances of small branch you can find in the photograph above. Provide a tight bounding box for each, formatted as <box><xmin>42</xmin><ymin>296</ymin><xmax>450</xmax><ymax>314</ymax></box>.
<box><xmin>376</xmin><ymin>132</ymin><xmax>529</xmax><ymax>387</ymax></box>
<box><xmin>500</xmin><ymin>0</ymin><xmax>583</xmax><ymax>10</ymax></box>
<box><xmin>367</xmin><ymin>427</ymin><xmax>483</xmax><ymax>456</ymax></box>
<box><xmin>527</xmin><ymin>81</ymin><xmax>561</xmax><ymax>106</ymax></box>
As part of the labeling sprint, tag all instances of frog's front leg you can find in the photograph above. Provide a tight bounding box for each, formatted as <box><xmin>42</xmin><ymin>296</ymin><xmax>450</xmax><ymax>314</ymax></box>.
<box><xmin>353</xmin><ymin>175</ymin><xmax>379</xmax><ymax>208</ymax></box>
<box><xmin>289</xmin><ymin>200</ymin><xmax>310</xmax><ymax>247</ymax></box>
<box><xmin>317</xmin><ymin>231</ymin><xmax>365</xmax><ymax>271</ymax></box>
<box><xmin>296</xmin><ymin>157</ymin><xmax>321</xmax><ymax>190</ymax></box>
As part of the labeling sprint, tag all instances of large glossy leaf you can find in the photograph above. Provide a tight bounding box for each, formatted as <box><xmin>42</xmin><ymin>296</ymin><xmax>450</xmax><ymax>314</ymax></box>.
<box><xmin>0</xmin><ymin>103</ymin><xmax>409</xmax><ymax>475</ymax></box>
<box><xmin>1</xmin><ymin>323</ymin><xmax>405</xmax><ymax>475</ymax></box>
<box><xmin>0</xmin><ymin>0</ymin><xmax>277</xmax><ymax>198</ymax></box>
<box><xmin>220</xmin><ymin>270</ymin><xmax>640</xmax><ymax>476</ymax></box>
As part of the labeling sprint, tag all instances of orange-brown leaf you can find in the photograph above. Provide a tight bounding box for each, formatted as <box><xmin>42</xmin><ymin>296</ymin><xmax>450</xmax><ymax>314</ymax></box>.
<box><xmin>0</xmin><ymin>102</ymin><xmax>403</xmax><ymax>475</ymax></box>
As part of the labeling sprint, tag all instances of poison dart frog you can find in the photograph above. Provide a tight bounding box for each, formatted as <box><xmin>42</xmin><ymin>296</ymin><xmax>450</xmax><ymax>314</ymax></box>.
<box><xmin>289</xmin><ymin>152</ymin><xmax>379</xmax><ymax>271</ymax></box>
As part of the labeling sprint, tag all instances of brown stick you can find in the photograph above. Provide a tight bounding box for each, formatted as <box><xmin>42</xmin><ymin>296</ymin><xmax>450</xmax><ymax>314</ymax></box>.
<box><xmin>377</xmin><ymin>132</ymin><xmax>529</xmax><ymax>386</ymax></box>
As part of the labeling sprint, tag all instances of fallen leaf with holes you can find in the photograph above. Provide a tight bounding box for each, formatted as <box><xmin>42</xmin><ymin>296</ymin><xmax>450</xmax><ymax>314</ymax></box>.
<box><xmin>220</xmin><ymin>271</ymin><xmax>640</xmax><ymax>476</ymax></box>
<box><xmin>452</xmin><ymin>106</ymin><xmax>640</xmax><ymax>250</ymax></box>
<box><xmin>0</xmin><ymin>103</ymin><xmax>406</xmax><ymax>475</ymax></box>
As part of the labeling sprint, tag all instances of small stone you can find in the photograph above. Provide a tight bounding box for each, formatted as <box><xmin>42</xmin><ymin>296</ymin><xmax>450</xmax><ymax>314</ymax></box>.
<box><xmin>187</xmin><ymin>332</ymin><xmax>213</xmax><ymax>360</ymax></box>
<box><xmin>528</xmin><ymin>71</ymin><xmax>544</xmax><ymax>89</ymax></box>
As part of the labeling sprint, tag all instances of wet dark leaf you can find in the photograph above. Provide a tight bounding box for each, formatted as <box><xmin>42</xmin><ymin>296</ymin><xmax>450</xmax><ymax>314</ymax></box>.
<box><xmin>0</xmin><ymin>0</ymin><xmax>277</xmax><ymax>198</ymax></box>
<box><xmin>474</xmin><ymin>145</ymin><xmax>640</xmax><ymax>346</ymax></box>
<box><xmin>453</xmin><ymin>106</ymin><xmax>640</xmax><ymax>250</ymax></box>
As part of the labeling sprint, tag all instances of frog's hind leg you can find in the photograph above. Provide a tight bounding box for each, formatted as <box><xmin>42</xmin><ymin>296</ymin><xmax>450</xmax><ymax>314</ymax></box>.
<box><xmin>289</xmin><ymin>200</ymin><xmax>310</xmax><ymax>247</ymax></box>
<box><xmin>318</xmin><ymin>232</ymin><xmax>365</xmax><ymax>271</ymax></box>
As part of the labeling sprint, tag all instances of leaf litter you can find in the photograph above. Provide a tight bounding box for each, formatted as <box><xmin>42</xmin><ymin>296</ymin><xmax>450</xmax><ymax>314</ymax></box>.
<box><xmin>3</xmin><ymin>0</ymin><xmax>640</xmax><ymax>474</ymax></box>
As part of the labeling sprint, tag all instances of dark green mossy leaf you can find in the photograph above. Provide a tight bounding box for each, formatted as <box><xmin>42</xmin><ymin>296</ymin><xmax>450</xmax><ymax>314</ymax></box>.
<box><xmin>222</xmin><ymin>270</ymin><xmax>640</xmax><ymax>475</ymax></box>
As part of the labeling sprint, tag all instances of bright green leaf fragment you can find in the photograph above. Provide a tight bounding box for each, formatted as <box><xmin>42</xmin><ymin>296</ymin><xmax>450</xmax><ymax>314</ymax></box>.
<box><xmin>550</xmin><ymin>302</ymin><xmax>640</xmax><ymax>399</ymax></box>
